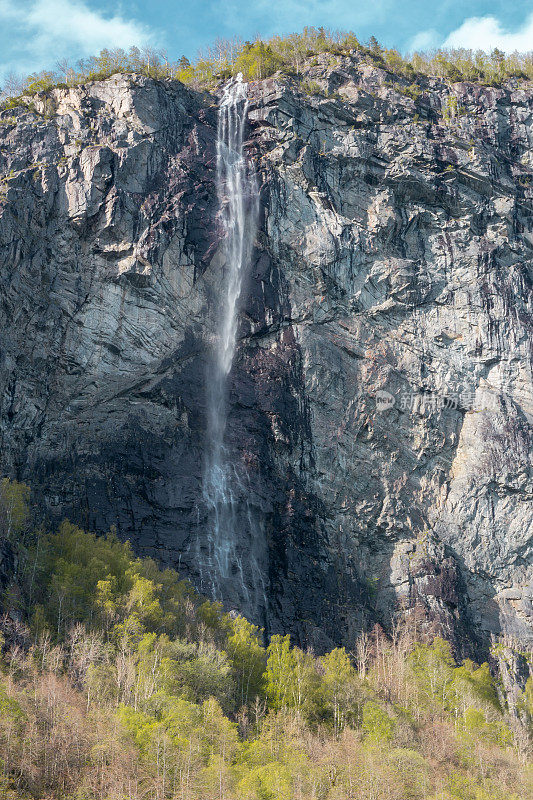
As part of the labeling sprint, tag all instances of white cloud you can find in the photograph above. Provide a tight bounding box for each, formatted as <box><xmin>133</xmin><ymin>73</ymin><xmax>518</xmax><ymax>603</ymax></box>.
<box><xmin>408</xmin><ymin>29</ymin><xmax>440</xmax><ymax>52</ymax></box>
<box><xmin>0</xmin><ymin>0</ymin><xmax>154</xmax><ymax>77</ymax></box>
<box><xmin>444</xmin><ymin>13</ymin><xmax>533</xmax><ymax>52</ymax></box>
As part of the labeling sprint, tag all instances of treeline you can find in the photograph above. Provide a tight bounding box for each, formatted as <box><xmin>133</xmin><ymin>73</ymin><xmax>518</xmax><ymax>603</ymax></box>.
<box><xmin>0</xmin><ymin>477</ymin><xmax>531</xmax><ymax>799</ymax></box>
<box><xmin>1</xmin><ymin>27</ymin><xmax>532</xmax><ymax>102</ymax></box>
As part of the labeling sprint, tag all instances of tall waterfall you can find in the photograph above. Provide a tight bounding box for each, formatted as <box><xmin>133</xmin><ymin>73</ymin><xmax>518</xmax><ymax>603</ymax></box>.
<box><xmin>201</xmin><ymin>73</ymin><xmax>261</xmax><ymax>609</ymax></box>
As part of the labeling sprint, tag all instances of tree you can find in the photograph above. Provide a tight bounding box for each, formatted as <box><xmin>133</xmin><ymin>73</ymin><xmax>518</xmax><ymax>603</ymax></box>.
<box><xmin>56</xmin><ymin>59</ymin><xmax>71</xmax><ymax>84</ymax></box>
<box><xmin>355</xmin><ymin>630</ymin><xmax>370</xmax><ymax>679</ymax></box>
<box><xmin>369</xmin><ymin>36</ymin><xmax>382</xmax><ymax>56</ymax></box>
<box><xmin>491</xmin><ymin>48</ymin><xmax>505</xmax><ymax>71</ymax></box>
<box><xmin>0</xmin><ymin>71</ymin><xmax>25</xmax><ymax>98</ymax></box>
<box><xmin>24</xmin><ymin>70</ymin><xmax>56</xmax><ymax>94</ymax></box>
<box><xmin>321</xmin><ymin>647</ymin><xmax>358</xmax><ymax>736</ymax></box>
<box><xmin>0</xmin><ymin>479</ymin><xmax>29</xmax><ymax>541</ymax></box>
<box><xmin>234</xmin><ymin>40</ymin><xmax>282</xmax><ymax>80</ymax></box>
<box><xmin>225</xmin><ymin>615</ymin><xmax>266</xmax><ymax>707</ymax></box>
<box><xmin>264</xmin><ymin>634</ymin><xmax>293</xmax><ymax>711</ymax></box>
<box><xmin>361</xmin><ymin>702</ymin><xmax>396</xmax><ymax>742</ymax></box>
<box><xmin>264</xmin><ymin>635</ymin><xmax>322</xmax><ymax>719</ymax></box>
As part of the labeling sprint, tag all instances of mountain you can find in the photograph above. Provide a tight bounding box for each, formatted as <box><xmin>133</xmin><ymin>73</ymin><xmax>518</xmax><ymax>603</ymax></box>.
<box><xmin>0</xmin><ymin>50</ymin><xmax>531</xmax><ymax>658</ymax></box>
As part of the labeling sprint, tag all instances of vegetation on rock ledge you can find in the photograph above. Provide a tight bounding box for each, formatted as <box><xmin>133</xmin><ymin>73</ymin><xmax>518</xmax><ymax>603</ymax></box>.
<box><xmin>1</xmin><ymin>26</ymin><xmax>533</xmax><ymax>105</ymax></box>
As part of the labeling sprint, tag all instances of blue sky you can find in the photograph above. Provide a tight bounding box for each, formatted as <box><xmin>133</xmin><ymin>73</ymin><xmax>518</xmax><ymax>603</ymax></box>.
<box><xmin>1</xmin><ymin>0</ymin><xmax>532</xmax><ymax>80</ymax></box>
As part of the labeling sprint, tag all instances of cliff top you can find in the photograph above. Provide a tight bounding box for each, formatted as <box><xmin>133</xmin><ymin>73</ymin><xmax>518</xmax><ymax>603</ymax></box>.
<box><xmin>1</xmin><ymin>26</ymin><xmax>533</xmax><ymax>113</ymax></box>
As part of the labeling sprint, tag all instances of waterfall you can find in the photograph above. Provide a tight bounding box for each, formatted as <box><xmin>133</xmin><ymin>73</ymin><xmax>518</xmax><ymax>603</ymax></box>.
<box><xmin>200</xmin><ymin>73</ymin><xmax>261</xmax><ymax>609</ymax></box>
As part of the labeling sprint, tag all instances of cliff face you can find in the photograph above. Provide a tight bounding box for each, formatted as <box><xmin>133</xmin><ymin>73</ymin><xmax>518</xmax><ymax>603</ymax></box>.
<box><xmin>0</xmin><ymin>53</ymin><xmax>532</xmax><ymax>654</ymax></box>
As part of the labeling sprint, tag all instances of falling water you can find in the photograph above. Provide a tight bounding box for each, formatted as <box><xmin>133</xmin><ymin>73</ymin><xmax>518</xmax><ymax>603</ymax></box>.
<box><xmin>201</xmin><ymin>73</ymin><xmax>261</xmax><ymax>608</ymax></box>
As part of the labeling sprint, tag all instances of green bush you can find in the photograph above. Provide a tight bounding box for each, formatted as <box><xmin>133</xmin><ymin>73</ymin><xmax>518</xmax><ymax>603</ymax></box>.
<box><xmin>3</xmin><ymin>29</ymin><xmax>532</xmax><ymax>111</ymax></box>
<box><xmin>0</xmin><ymin>482</ymin><xmax>529</xmax><ymax>800</ymax></box>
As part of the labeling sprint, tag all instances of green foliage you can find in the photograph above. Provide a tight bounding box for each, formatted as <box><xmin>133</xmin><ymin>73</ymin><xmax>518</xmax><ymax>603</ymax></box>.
<box><xmin>400</xmin><ymin>82</ymin><xmax>423</xmax><ymax>101</ymax></box>
<box><xmin>235</xmin><ymin>714</ymin><xmax>312</xmax><ymax>799</ymax></box>
<box><xmin>442</xmin><ymin>94</ymin><xmax>466</xmax><ymax>124</ymax></box>
<box><xmin>117</xmin><ymin>695</ymin><xmax>239</xmax><ymax>777</ymax></box>
<box><xmin>3</xmin><ymin>27</ymin><xmax>532</xmax><ymax>108</ymax></box>
<box><xmin>520</xmin><ymin>676</ymin><xmax>533</xmax><ymax>733</ymax></box>
<box><xmin>408</xmin><ymin>636</ymin><xmax>455</xmax><ymax>702</ymax></box>
<box><xmin>387</xmin><ymin>748</ymin><xmax>430</xmax><ymax>799</ymax></box>
<box><xmin>0</xmin><ymin>682</ymin><xmax>25</xmax><ymax>724</ymax></box>
<box><xmin>300</xmin><ymin>79</ymin><xmax>323</xmax><ymax>96</ymax></box>
<box><xmin>264</xmin><ymin>634</ymin><xmax>293</xmax><ymax>710</ymax></box>
<box><xmin>34</xmin><ymin>520</ymin><xmax>198</xmax><ymax>640</ymax></box>
<box><xmin>158</xmin><ymin>637</ymin><xmax>235</xmax><ymax>708</ymax></box>
<box><xmin>25</xmin><ymin>71</ymin><xmax>56</xmax><ymax>94</ymax></box>
<box><xmin>461</xmin><ymin>707</ymin><xmax>513</xmax><ymax>747</ymax></box>
<box><xmin>0</xmin><ymin>478</ymin><xmax>30</xmax><ymax>540</ymax></box>
<box><xmin>321</xmin><ymin>646</ymin><xmax>359</xmax><ymax>734</ymax></box>
<box><xmin>225</xmin><ymin>615</ymin><xmax>266</xmax><ymax>706</ymax></box>
<box><xmin>362</xmin><ymin>702</ymin><xmax>396</xmax><ymax>742</ymax></box>
<box><xmin>2</xmin><ymin>96</ymin><xmax>27</xmax><ymax>110</ymax></box>
<box><xmin>0</xmin><ymin>483</ymin><xmax>529</xmax><ymax>799</ymax></box>
<box><xmin>264</xmin><ymin>635</ymin><xmax>322</xmax><ymax>719</ymax></box>
<box><xmin>234</xmin><ymin>41</ymin><xmax>283</xmax><ymax>80</ymax></box>
<box><xmin>452</xmin><ymin>659</ymin><xmax>501</xmax><ymax>712</ymax></box>
<box><xmin>407</xmin><ymin>637</ymin><xmax>506</xmax><ymax>733</ymax></box>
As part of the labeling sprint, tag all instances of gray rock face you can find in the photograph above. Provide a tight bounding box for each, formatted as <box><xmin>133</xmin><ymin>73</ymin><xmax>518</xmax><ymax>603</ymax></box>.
<box><xmin>0</xmin><ymin>55</ymin><xmax>531</xmax><ymax>655</ymax></box>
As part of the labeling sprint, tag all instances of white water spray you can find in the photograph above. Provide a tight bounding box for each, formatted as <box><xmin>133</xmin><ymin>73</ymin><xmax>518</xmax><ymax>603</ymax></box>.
<box><xmin>201</xmin><ymin>74</ymin><xmax>261</xmax><ymax>607</ymax></box>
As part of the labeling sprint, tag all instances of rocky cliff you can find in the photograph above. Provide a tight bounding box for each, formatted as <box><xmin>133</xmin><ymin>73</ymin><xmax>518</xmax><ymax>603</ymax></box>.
<box><xmin>0</xmin><ymin>52</ymin><xmax>531</xmax><ymax>656</ymax></box>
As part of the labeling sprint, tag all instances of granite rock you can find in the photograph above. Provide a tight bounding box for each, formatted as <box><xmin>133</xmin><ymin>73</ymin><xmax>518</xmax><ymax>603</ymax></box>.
<box><xmin>0</xmin><ymin>56</ymin><xmax>532</xmax><ymax>654</ymax></box>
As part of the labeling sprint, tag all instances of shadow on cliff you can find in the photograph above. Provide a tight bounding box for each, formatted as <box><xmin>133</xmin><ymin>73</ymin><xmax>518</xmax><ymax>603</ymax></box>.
<box><xmin>223</xmin><ymin>177</ymin><xmax>375</xmax><ymax>650</ymax></box>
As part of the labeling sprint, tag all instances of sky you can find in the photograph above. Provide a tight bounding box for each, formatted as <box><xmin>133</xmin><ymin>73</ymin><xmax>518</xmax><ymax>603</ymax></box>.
<box><xmin>0</xmin><ymin>0</ymin><xmax>532</xmax><ymax>81</ymax></box>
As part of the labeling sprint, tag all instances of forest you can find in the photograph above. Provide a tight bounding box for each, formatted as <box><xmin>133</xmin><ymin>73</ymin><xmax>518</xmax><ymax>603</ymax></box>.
<box><xmin>0</xmin><ymin>478</ymin><xmax>531</xmax><ymax>800</ymax></box>
<box><xmin>1</xmin><ymin>26</ymin><xmax>533</xmax><ymax>101</ymax></box>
